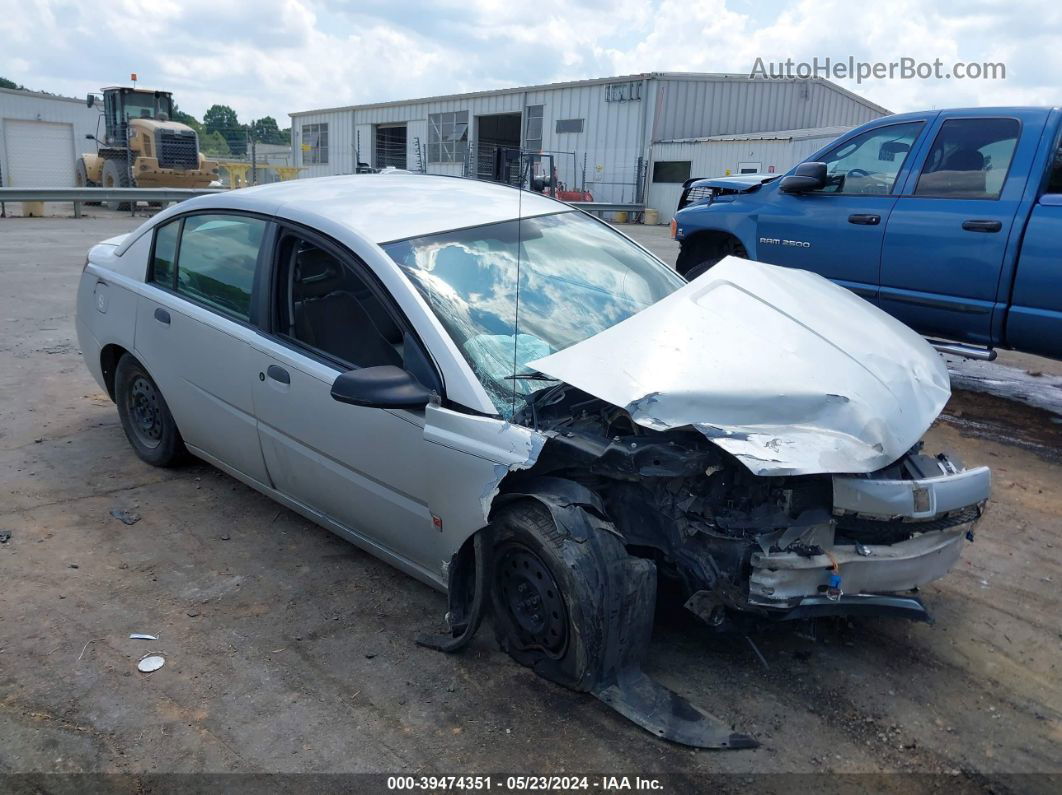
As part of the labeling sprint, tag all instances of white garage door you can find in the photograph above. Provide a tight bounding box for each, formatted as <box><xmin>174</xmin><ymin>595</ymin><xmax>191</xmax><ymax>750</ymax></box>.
<box><xmin>3</xmin><ymin>120</ymin><xmax>76</xmax><ymax>186</ymax></box>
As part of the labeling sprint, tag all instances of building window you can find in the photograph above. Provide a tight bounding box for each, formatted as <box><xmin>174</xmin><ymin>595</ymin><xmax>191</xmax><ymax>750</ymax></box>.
<box><xmin>652</xmin><ymin>161</ymin><xmax>692</xmax><ymax>183</ymax></box>
<box><xmin>525</xmin><ymin>105</ymin><xmax>543</xmax><ymax>152</ymax></box>
<box><xmin>301</xmin><ymin>123</ymin><xmax>329</xmax><ymax>165</ymax></box>
<box><xmin>555</xmin><ymin>118</ymin><xmax>584</xmax><ymax>134</ymax></box>
<box><xmin>605</xmin><ymin>81</ymin><xmax>642</xmax><ymax>102</ymax></box>
<box><xmin>428</xmin><ymin>111</ymin><xmax>469</xmax><ymax>163</ymax></box>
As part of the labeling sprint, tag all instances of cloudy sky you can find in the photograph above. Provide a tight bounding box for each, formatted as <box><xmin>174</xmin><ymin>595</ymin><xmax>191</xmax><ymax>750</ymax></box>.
<box><xmin>3</xmin><ymin>0</ymin><xmax>1059</xmax><ymax>124</ymax></box>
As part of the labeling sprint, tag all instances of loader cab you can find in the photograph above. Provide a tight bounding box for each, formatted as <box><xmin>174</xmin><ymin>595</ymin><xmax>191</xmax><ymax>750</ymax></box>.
<box><xmin>100</xmin><ymin>88</ymin><xmax>175</xmax><ymax>147</ymax></box>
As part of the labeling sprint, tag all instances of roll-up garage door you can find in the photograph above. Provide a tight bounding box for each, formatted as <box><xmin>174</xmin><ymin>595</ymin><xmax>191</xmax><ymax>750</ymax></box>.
<box><xmin>3</xmin><ymin>119</ymin><xmax>76</xmax><ymax>186</ymax></box>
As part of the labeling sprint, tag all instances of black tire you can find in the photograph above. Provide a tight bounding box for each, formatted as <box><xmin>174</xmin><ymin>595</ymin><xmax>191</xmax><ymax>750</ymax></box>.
<box><xmin>114</xmin><ymin>354</ymin><xmax>185</xmax><ymax>467</ymax></box>
<box><xmin>100</xmin><ymin>158</ymin><xmax>132</xmax><ymax>211</ymax></box>
<box><xmin>490</xmin><ymin>502</ymin><xmax>656</xmax><ymax>692</ymax></box>
<box><xmin>680</xmin><ymin>236</ymin><xmax>748</xmax><ymax>281</ymax></box>
<box><xmin>75</xmin><ymin>159</ymin><xmax>103</xmax><ymax>206</ymax></box>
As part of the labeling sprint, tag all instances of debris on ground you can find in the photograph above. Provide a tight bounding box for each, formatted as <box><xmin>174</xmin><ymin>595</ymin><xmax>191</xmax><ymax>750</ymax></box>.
<box><xmin>77</xmin><ymin>638</ymin><xmax>103</xmax><ymax>663</ymax></box>
<box><xmin>137</xmin><ymin>654</ymin><xmax>165</xmax><ymax>673</ymax></box>
<box><xmin>745</xmin><ymin>636</ymin><xmax>770</xmax><ymax>671</ymax></box>
<box><xmin>110</xmin><ymin>509</ymin><xmax>141</xmax><ymax>526</ymax></box>
<box><xmin>0</xmin><ymin>531</ymin><xmax>11</xmax><ymax>544</ymax></box>
<box><xmin>129</xmin><ymin>633</ymin><xmax>158</xmax><ymax>641</ymax></box>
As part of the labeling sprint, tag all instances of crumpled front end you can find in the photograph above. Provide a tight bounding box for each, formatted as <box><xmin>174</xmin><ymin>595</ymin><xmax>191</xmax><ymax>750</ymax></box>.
<box><xmin>741</xmin><ymin>450</ymin><xmax>990</xmax><ymax>620</ymax></box>
<box><xmin>503</xmin><ymin>384</ymin><xmax>989</xmax><ymax>627</ymax></box>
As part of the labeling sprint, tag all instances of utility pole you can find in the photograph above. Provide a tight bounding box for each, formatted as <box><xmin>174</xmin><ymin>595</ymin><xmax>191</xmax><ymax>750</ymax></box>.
<box><xmin>249</xmin><ymin>129</ymin><xmax>257</xmax><ymax>186</ymax></box>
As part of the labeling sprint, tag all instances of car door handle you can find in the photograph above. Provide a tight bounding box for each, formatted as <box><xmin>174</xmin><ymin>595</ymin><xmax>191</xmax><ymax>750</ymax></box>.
<box><xmin>848</xmin><ymin>214</ymin><xmax>880</xmax><ymax>225</ymax></box>
<box><xmin>154</xmin><ymin>308</ymin><xmax>170</xmax><ymax>325</ymax></box>
<box><xmin>962</xmin><ymin>219</ymin><xmax>1002</xmax><ymax>233</ymax></box>
<box><xmin>266</xmin><ymin>365</ymin><xmax>290</xmax><ymax>384</ymax></box>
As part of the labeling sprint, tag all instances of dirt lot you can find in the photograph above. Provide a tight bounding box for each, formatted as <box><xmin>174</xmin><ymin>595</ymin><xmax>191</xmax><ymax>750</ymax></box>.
<box><xmin>0</xmin><ymin>211</ymin><xmax>1059</xmax><ymax>790</ymax></box>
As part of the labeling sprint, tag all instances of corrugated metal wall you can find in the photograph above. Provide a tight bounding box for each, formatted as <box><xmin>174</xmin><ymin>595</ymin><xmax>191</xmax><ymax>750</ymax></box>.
<box><xmin>522</xmin><ymin>80</ymin><xmax>648</xmax><ymax>203</ymax></box>
<box><xmin>292</xmin><ymin>85</ymin><xmax>649</xmax><ymax>202</ymax></box>
<box><xmin>647</xmin><ymin>131</ymin><xmax>845</xmax><ymax>223</ymax></box>
<box><xmin>292</xmin><ymin>110</ymin><xmax>355</xmax><ymax>177</ymax></box>
<box><xmin>651</xmin><ymin>78</ymin><xmax>883</xmax><ymax>141</ymax></box>
<box><xmin>289</xmin><ymin>75</ymin><xmax>885</xmax><ymax>204</ymax></box>
<box><xmin>0</xmin><ymin>89</ymin><xmax>101</xmax><ymax>186</ymax></box>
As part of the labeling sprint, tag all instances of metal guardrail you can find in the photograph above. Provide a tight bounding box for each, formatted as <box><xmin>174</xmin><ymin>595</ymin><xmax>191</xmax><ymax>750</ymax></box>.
<box><xmin>568</xmin><ymin>201</ymin><xmax>645</xmax><ymax>216</ymax></box>
<box><xmin>0</xmin><ymin>187</ymin><xmax>226</xmax><ymax>218</ymax></box>
<box><xmin>0</xmin><ymin>187</ymin><xmax>642</xmax><ymax>219</ymax></box>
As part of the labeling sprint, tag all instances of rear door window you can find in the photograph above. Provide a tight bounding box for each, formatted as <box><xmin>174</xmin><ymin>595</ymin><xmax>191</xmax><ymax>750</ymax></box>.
<box><xmin>914</xmin><ymin>118</ymin><xmax>1020</xmax><ymax>199</ymax></box>
<box><xmin>148</xmin><ymin>213</ymin><xmax>267</xmax><ymax>321</ymax></box>
<box><xmin>1046</xmin><ymin>140</ymin><xmax>1062</xmax><ymax>194</ymax></box>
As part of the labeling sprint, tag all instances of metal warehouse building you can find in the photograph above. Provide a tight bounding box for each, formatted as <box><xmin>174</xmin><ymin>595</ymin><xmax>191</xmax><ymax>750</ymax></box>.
<box><xmin>289</xmin><ymin>72</ymin><xmax>887</xmax><ymax>215</ymax></box>
<box><xmin>649</xmin><ymin>125</ymin><xmax>854</xmax><ymax>221</ymax></box>
<box><xmin>0</xmin><ymin>87</ymin><xmax>100</xmax><ymax>187</ymax></box>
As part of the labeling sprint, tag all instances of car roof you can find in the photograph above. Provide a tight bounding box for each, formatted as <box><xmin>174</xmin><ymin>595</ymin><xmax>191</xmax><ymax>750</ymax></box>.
<box><xmin>190</xmin><ymin>174</ymin><xmax>572</xmax><ymax>244</ymax></box>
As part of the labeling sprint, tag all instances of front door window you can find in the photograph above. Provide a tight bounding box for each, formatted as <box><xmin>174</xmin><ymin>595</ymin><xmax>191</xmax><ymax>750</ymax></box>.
<box><xmin>813</xmin><ymin>122</ymin><xmax>924</xmax><ymax>195</ymax></box>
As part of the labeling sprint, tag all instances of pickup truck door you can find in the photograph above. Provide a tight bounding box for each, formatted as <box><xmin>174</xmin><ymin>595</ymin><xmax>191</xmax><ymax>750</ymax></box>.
<box><xmin>754</xmin><ymin>120</ymin><xmax>927</xmax><ymax>300</ymax></box>
<box><xmin>1005</xmin><ymin>127</ymin><xmax>1062</xmax><ymax>358</ymax></box>
<box><xmin>878</xmin><ymin>111</ymin><xmax>1039</xmax><ymax>345</ymax></box>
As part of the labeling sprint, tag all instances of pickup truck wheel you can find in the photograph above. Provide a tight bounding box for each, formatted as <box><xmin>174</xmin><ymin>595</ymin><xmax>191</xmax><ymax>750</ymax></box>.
<box><xmin>115</xmin><ymin>354</ymin><xmax>186</xmax><ymax>467</ymax></box>
<box><xmin>681</xmin><ymin>237</ymin><xmax>748</xmax><ymax>281</ymax></box>
<box><xmin>490</xmin><ymin>502</ymin><xmax>655</xmax><ymax>693</ymax></box>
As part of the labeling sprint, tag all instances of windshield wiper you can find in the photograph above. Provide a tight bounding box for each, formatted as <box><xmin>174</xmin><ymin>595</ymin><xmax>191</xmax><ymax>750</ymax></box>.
<box><xmin>505</xmin><ymin>371</ymin><xmax>557</xmax><ymax>381</ymax></box>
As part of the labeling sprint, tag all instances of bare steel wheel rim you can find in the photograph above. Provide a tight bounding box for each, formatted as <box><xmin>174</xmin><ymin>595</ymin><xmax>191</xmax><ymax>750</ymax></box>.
<box><xmin>127</xmin><ymin>375</ymin><xmax>163</xmax><ymax>449</ymax></box>
<box><xmin>495</xmin><ymin>543</ymin><xmax>568</xmax><ymax>659</ymax></box>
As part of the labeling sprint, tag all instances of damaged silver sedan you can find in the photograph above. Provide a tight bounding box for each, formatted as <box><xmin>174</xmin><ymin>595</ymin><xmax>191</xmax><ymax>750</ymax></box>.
<box><xmin>75</xmin><ymin>175</ymin><xmax>989</xmax><ymax>750</ymax></box>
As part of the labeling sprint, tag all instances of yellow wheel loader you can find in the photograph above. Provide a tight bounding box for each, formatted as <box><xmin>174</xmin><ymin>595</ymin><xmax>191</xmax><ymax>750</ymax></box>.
<box><xmin>78</xmin><ymin>87</ymin><xmax>219</xmax><ymax>210</ymax></box>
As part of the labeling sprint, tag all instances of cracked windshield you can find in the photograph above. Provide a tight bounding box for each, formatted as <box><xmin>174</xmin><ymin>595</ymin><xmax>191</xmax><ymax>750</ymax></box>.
<box><xmin>383</xmin><ymin>210</ymin><xmax>684</xmax><ymax>417</ymax></box>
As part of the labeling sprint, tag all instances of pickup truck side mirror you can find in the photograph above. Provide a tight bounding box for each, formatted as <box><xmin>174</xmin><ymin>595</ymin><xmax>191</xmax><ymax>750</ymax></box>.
<box><xmin>330</xmin><ymin>365</ymin><xmax>433</xmax><ymax>409</ymax></box>
<box><xmin>780</xmin><ymin>162</ymin><xmax>827</xmax><ymax>194</ymax></box>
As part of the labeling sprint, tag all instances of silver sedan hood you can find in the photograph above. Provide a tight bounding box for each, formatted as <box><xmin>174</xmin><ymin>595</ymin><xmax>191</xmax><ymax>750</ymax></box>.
<box><xmin>529</xmin><ymin>257</ymin><xmax>951</xmax><ymax>476</ymax></box>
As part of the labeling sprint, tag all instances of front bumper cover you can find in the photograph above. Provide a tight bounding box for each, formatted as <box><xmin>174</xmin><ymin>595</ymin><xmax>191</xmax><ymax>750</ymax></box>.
<box><xmin>833</xmin><ymin>464</ymin><xmax>991</xmax><ymax>520</ymax></box>
<box><xmin>749</xmin><ymin>456</ymin><xmax>990</xmax><ymax>613</ymax></box>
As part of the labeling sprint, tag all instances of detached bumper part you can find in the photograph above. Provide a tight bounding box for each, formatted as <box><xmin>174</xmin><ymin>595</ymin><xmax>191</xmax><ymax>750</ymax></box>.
<box><xmin>750</xmin><ymin>527</ymin><xmax>967</xmax><ymax>608</ymax></box>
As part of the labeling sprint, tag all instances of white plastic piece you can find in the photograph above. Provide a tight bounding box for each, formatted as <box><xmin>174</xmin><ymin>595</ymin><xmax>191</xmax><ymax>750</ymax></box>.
<box><xmin>137</xmin><ymin>654</ymin><xmax>165</xmax><ymax>673</ymax></box>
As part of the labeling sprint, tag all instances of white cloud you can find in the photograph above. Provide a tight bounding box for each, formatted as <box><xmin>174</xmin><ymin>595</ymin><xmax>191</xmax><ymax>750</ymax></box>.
<box><xmin>0</xmin><ymin>0</ymin><xmax>1057</xmax><ymax>124</ymax></box>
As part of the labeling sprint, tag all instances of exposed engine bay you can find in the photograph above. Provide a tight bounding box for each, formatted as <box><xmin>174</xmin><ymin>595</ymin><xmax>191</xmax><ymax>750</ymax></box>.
<box><xmin>504</xmin><ymin>384</ymin><xmax>988</xmax><ymax>626</ymax></box>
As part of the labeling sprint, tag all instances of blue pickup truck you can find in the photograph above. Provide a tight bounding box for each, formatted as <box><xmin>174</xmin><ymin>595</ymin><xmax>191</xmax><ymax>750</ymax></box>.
<box><xmin>672</xmin><ymin>107</ymin><xmax>1062</xmax><ymax>360</ymax></box>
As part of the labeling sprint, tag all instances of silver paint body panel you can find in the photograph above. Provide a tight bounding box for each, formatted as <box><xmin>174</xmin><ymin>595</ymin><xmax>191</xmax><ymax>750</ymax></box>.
<box><xmin>532</xmin><ymin>256</ymin><xmax>952</xmax><ymax>476</ymax></box>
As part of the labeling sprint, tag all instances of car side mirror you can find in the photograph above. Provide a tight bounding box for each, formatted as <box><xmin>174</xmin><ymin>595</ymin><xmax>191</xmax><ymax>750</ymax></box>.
<box><xmin>330</xmin><ymin>365</ymin><xmax>433</xmax><ymax>409</ymax></box>
<box><xmin>780</xmin><ymin>161</ymin><xmax>827</xmax><ymax>193</ymax></box>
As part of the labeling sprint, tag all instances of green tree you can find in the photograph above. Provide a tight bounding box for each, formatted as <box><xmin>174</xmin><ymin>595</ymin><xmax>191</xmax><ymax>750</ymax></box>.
<box><xmin>0</xmin><ymin>76</ymin><xmax>24</xmax><ymax>90</ymax></box>
<box><xmin>200</xmin><ymin>130</ymin><xmax>230</xmax><ymax>157</ymax></box>
<box><xmin>203</xmin><ymin>104</ymin><xmax>246</xmax><ymax>155</ymax></box>
<box><xmin>250</xmin><ymin>116</ymin><xmax>284</xmax><ymax>145</ymax></box>
<box><xmin>171</xmin><ymin>103</ymin><xmax>202</xmax><ymax>134</ymax></box>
